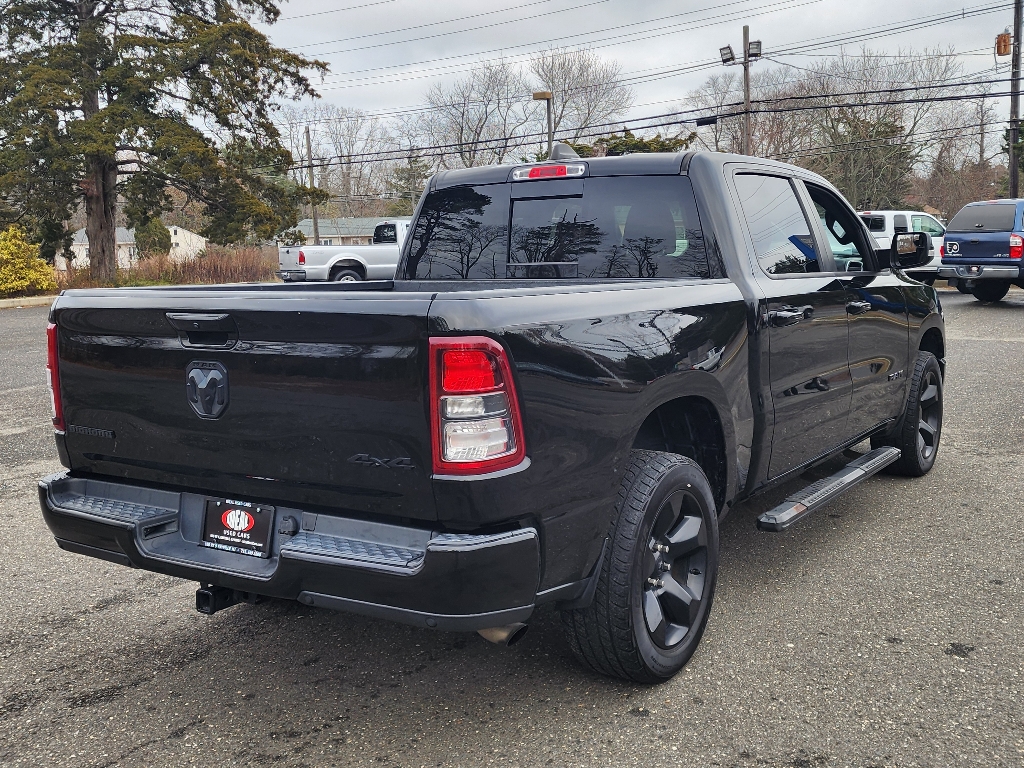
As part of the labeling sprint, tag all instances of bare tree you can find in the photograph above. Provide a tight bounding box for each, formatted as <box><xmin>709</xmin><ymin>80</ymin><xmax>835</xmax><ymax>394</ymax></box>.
<box><xmin>529</xmin><ymin>48</ymin><xmax>634</xmax><ymax>143</ymax></box>
<box><xmin>423</xmin><ymin>60</ymin><xmax>537</xmax><ymax>169</ymax></box>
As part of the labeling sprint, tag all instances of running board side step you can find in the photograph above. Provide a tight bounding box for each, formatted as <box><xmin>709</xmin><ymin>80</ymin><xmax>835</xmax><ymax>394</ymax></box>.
<box><xmin>757</xmin><ymin>446</ymin><xmax>901</xmax><ymax>532</ymax></box>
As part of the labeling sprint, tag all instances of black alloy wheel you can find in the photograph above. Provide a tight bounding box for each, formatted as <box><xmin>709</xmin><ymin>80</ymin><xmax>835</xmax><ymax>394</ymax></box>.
<box><xmin>561</xmin><ymin>450</ymin><xmax>719</xmax><ymax>682</ymax></box>
<box><xmin>916</xmin><ymin>367</ymin><xmax>941</xmax><ymax>466</ymax></box>
<box><xmin>642</xmin><ymin>490</ymin><xmax>709</xmax><ymax>649</ymax></box>
<box><xmin>873</xmin><ymin>351</ymin><xmax>943</xmax><ymax>476</ymax></box>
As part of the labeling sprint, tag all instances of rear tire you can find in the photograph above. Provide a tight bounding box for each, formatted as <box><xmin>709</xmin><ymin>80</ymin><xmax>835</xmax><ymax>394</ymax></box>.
<box><xmin>956</xmin><ymin>282</ymin><xmax>972</xmax><ymax>294</ymax></box>
<box><xmin>871</xmin><ymin>351</ymin><xmax>943</xmax><ymax>476</ymax></box>
<box><xmin>972</xmin><ymin>280</ymin><xmax>1010</xmax><ymax>302</ymax></box>
<box><xmin>330</xmin><ymin>268</ymin><xmax>362</xmax><ymax>283</ymax></box>
<box><xmin>560</xmin><ymin>450</ymin><xmax>719</xmax><ymax>683</ymax></box>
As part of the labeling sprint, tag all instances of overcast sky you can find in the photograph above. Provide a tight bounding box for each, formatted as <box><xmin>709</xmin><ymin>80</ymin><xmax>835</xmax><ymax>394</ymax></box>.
<box><xmin>259</xmin><ymin>0</ymin><xmax>1015</xmax><ymax>127</ymax></box>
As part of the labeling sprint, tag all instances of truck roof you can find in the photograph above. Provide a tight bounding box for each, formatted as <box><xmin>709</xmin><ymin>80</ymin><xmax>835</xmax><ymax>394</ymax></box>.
<box><xmin>429</xmin><ymin>150</ymin><xmax>835</xmax><ymax>191</ymax></box>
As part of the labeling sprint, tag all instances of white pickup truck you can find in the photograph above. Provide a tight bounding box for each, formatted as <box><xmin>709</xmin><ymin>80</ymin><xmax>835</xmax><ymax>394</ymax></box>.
<box><xmin>277</xmin><ymin>219</ymin><xmax>410</xmax><ymax>282</ymax></box>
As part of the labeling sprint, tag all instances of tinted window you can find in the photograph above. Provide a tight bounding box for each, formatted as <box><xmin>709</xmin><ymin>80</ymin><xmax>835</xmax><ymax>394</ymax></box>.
<box><xmin>405</xmin><ymin>177</ymin><xmax>710</xmax><ymax>280</ymax></box>
<box><xmin>735</xmin><ymin>174</ymin><xmax>819</xmax><ymax>275</ymax></box>
<box><xmin>405</xmin><ymin>185</ymin><xmax>510</xmax><ymax>279</ymax></box>
<box><xmin>373</xmin><ymin>223</ymin><xmax>397</xmax><ymax>244</ymax></box>
<box><xmin>860</xmin><ymin>215</ymin><xmax>885</xmax><ymax>231</ymax></box>
<box><xmin>509</xmin><ymin>177</ymin><xmax>709</xmax><ymax>279</ymax></box>
<box><xmin>947</xmin><ymin>204</ymin><xmax>1018</xmax><ymax>232</ymax></box>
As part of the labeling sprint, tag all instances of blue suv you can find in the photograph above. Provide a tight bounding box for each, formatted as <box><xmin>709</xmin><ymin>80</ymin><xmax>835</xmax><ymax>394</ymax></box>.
<box><xmin>938</xmin><ymin>199</ymin><xmax>1024</xmax><ymax>302</ymax></box>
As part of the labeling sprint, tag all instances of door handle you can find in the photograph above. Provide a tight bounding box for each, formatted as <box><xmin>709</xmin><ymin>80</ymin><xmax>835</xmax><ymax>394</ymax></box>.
<box><xmin>767</xmin><ymin>309</ymin><xmax>806</xmax><ymax>327</ymax></box>
<box><xmin>846</xmin><ymin>301</ymin><xmax>872</xmax><ymax>315</ymax></box>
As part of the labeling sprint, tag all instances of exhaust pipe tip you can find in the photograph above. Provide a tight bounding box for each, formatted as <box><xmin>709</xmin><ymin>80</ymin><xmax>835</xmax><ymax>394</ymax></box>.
<box><xmin>477</xmin><ymin>622</ymin><xmax>529</xmax><ymax>647</ymax></box>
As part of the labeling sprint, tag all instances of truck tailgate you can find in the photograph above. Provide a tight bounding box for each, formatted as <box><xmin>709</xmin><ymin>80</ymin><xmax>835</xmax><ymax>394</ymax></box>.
<box><xmin>52</xmin><ymin>285</ymin><xmax>438</xmax><ymax>521</ymax></box>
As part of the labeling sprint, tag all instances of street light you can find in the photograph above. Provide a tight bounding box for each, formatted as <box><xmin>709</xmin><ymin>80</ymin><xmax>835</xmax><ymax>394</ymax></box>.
<box><xmin>533</xmin><ymin>91</ymin><xmax>554</xmax><ymax>158</ymax></box>
<box><xmin>719</xmin><ymin>26</ymin><xmax>761</xmax><ymax>155</ymax></box>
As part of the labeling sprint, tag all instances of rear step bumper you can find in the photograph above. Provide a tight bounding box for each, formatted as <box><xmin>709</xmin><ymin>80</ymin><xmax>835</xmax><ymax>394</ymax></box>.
<box><xmin>757</xmin><ymin>447</ymin><xmax>900</xmax><ymax>532</ymax></box>
<box><xmin>937</xmin><ymin>265</ymin><xmax>1020</xmax><ymax>280</ymax></box>
<box><xmin>38</xmin><ymin>472</ymin><xmax>539</xmax><ymax>631</ymax></box>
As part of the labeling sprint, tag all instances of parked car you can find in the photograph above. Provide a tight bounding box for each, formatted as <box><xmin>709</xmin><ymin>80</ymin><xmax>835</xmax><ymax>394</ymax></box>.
<box><xmin>39</xmin><ymin>148</ymin><xmax>944</xmax><ymax>683</ymax></box>
<box><xmin>859</xmin><ymin>209</ymin><xmax>945</xmax><ymax>284</ymax></box>
<box><xmin>938</xmin><ymin>199</ymin><xmax>1024</xmax><ymax>302</ymax></box>
<box><xmin>276</xmin><ymin>218</ymin><xmax>410</xmax><ymax>282</ymax></box>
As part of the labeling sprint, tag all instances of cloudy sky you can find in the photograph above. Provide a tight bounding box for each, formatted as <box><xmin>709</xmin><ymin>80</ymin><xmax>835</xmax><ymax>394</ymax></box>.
<box><xmin>258</xmin><ymin>0</ymin><xmax>1015</xmax><ymax>127</ymax></box>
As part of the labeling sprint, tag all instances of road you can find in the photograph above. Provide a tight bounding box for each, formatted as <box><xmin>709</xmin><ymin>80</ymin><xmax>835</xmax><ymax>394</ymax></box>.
<box><xmin>0</xmin><ymin>290</ymin><xmax>1022</xmax><ymax>767</ymax></box>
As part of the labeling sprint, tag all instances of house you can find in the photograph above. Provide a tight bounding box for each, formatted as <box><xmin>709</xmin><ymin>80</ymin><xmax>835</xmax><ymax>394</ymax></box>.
<box><xmin>291</xmin><ymin>217</ymin><xmax>382</xmax><ymax>246</ymax></box>
<box><xmin>60</xmin><ymin>225</ymin><xmax>207</xmax><ymax>270</ymax></box>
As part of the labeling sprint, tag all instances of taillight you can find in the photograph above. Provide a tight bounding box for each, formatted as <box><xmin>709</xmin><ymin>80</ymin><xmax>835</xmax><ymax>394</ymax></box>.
<box><xmin>46</xmin><ymin>322</ymin><xmax>65</xmax><ymax>432</ymax></box>
<box><xmin>298</xmin><ymin>250</ymin><xmax>305</xmax><ymax>265</ymax></box>
<box><xmin>429</xmin><ymin>337</ymin><xmax>526</xmax><ymax>476</ymax></box>
<box><xmin>939</xmin><ymin>244</ymin><xmax>945</xmax><ymax>258</ymax></box>
<box><xmin>1010</xmin><ymin>234</ymin><xmax>1023</xmax><ymax>259</ymax></box>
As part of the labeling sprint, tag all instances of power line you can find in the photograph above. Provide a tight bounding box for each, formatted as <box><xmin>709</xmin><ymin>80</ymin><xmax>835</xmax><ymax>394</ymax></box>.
<box><xmin>294</xmin><ymin>0</ymin><xmax>614</xmax><ymax>49</ymax></box>
<box><xmin>277</xmin><ymin>0</ymin><xmax>397</xmax><ymax>22</ymax></box>
<box><xmin>267</xmin><ymin>85</ymin><xmax>1013</xmax><ymax>171</ymax></box>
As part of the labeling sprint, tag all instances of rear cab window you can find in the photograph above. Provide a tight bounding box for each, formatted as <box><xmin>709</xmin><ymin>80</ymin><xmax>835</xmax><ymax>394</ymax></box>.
<box><xmin>947</xmin><ymin>204</ymin><xmax>1019</xmax><ymax>233</ymax></box>
<box><xmin>860</xmin><ymin>215</ymin><xmax>885</xmax><ymax>232</ymax></box>
<box><xmin>403</xmin><ymin>175</ymin><xmax>711</xmax><ymax>280</ymax></box>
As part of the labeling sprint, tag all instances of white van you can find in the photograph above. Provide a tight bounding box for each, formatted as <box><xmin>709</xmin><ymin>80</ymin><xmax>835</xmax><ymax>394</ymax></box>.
<box><xmin>859</xmin><ymin>210</ymin><xmax>945</xmax><ymax>284</ymax></box>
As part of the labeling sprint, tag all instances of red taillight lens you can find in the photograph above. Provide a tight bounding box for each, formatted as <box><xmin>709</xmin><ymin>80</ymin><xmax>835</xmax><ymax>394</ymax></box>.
<box><xmin>46</xmin><ymin>322</ymin><xmax>65</xmax><ymax>432</ymax></box>
<box><xmin>298</xmin><ymin>250</ymin><xmax>305</xmax><ymax>265</ymax></box>
<box><xmin>529</xmin><ymin>165</ymin><xmax>567</xmax><ymax>179</ymax></box>
<box><xmin>429</xmin><ymin>337</ymin><xmax>526</xmax><ymax>476</ymax></box>
<box><xmin>442</xmin><ymin>349</ymin><xmax>500</xmax><ymax>393</ymax></box>
<box><xmin>939</xmin><ymin>244</ymin><xmax>945</xmax><ymax>258</ymax></box>
<box><xmin>1011</xmin><ymin>234</ymin><xmax>1023</xmax><ymax>259</ymax></box>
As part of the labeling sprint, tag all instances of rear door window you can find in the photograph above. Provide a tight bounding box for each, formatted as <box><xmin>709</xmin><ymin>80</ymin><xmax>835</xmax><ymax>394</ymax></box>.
<box><xmin>734</xmin><ymin>174</ymin><xmax>820</xmax><ymax>275</ymax></box>
<box><xmin>404</xmin><ymin>176</ymin><xmax>710</xmax><ymax>280</ymax></box>
<box><xmin>947</xmin><ymin>204</ymin><xmax>1018</xmax><ymax>233</ymax></box>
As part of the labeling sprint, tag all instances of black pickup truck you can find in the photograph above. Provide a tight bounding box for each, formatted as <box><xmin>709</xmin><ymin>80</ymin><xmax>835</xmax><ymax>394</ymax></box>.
<box><xmin>39</xmin><ymin>148</ymin><xmax>945</xmax><ymax>682</ymax></box>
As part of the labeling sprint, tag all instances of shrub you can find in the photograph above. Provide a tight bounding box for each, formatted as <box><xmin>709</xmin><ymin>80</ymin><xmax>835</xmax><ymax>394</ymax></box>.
<box><xmin>56</xmin><ymin>245</ymin><xmax>278</xmax><ymax>289</ymax></box>
<box><xmin>0</xmin><ymin>226</ymin><xmax>58</xmax><ymax>297</ymax></box>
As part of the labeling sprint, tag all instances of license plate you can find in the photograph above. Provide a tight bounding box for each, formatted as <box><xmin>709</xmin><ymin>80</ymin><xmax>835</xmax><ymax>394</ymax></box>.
<box><xmin>202</xmin><ymin>499</ymin><xmax>274</xmax><ymax>558</ymax></box>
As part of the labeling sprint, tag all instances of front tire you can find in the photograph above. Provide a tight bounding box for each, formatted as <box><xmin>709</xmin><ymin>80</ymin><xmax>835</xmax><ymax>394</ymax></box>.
<box><xmin>561</xmin><ymin>450</ymin><xmax>719</xmax><ymax>683</ymax></box>
<box><xmin>972</xmin><ymin>280</ymin><xmax>1010</xmax><ymax>302</ymax></box>
<box><xmin>872</xmin><ymin>351</ymin><xmax>943</xmax><ymax>476</ymax></box>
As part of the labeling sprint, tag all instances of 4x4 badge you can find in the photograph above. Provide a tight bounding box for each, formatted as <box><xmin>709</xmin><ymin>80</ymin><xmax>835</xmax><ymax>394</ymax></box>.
<box><xmin>186</xmin><ymin>361</ymin><xmax>229</xmax><ymax>419</ymax></box>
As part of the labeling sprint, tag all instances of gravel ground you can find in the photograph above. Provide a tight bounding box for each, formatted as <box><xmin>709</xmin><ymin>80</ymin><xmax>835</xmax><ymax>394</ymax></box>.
<box><xmin>0</xmin><ymin>289</ymin><xmax>1021</xmax><ymax>768</ymax></box>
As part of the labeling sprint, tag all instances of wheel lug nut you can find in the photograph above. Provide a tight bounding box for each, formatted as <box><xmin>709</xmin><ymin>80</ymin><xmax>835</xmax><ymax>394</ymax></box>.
<box><xmin>655</xmin><ymin>544</ymin><xmax>669</xmax><ymax>553</ymax></box>
<box><xmin>646</xmin><ymin>577</ymin><xmax>663</xmax><ymax>588</ymax></box>
<box><xmin>660</xmin><ymin>562</ymin><xmax>671</xmax><ymax>572</ymax></box>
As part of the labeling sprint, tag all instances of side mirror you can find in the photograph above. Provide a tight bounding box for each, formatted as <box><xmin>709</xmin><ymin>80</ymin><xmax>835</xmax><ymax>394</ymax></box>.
<box><xmin>890</xmin><ymin>232</ymin><xmax>932</xmax><ymax>270</ymax></box>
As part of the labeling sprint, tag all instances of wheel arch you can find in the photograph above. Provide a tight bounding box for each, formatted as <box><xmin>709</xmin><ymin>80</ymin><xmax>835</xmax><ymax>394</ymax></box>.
<box><xmin>629</xmin><ymin>379</ymin><xmax>736</xmax><ymax>514</ymax></box>
<box><xmin>916</xmin><ymin>317</ymin><xmax>945</xmax><ymax>377</ymax></box>
<box><xmin>327</xmin><ymin>256</ymin><xmax>367</xmax><ymax>280</ymax></box>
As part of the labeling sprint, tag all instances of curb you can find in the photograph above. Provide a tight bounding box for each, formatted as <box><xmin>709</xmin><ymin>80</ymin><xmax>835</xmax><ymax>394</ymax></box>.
<box><xmin>0</xmin><ymin>295</ymin><xmax>58</xmax><ymax>310</ymax></box>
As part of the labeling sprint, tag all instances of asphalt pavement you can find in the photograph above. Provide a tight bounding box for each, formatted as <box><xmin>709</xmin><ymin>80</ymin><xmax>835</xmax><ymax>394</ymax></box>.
<box><xmin>0</xmin><ymin>289</ymin><xmax>1022</xmax><ymax>767</ymax></box>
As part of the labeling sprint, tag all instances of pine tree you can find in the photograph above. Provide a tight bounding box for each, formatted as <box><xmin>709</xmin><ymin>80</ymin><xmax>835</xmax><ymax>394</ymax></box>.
<box><xmin>0</xmin><ymin>1</ymin><xmax>326</xmax><ymax>281</ymax></box>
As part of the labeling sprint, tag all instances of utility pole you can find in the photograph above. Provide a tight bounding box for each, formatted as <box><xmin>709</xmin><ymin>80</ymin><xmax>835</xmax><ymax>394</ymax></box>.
<box><xmin>304</xmin><ymin>125</ymin><xmax>320</xmax><ymax>245</ymax></box>
<box><xmin>719</xmin><ymin>28</ymin><xmax>761</xmax><ymax>156</ymax></box>
<box><xmin>533</xmin><ymin>91</ymin><xmax>554</xmax><ymax>157</ymax></box>
<box><xmin>1011</xmin><ymin>0</ymin><xmax>1022</xmax><ymax>197</ymax></box>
